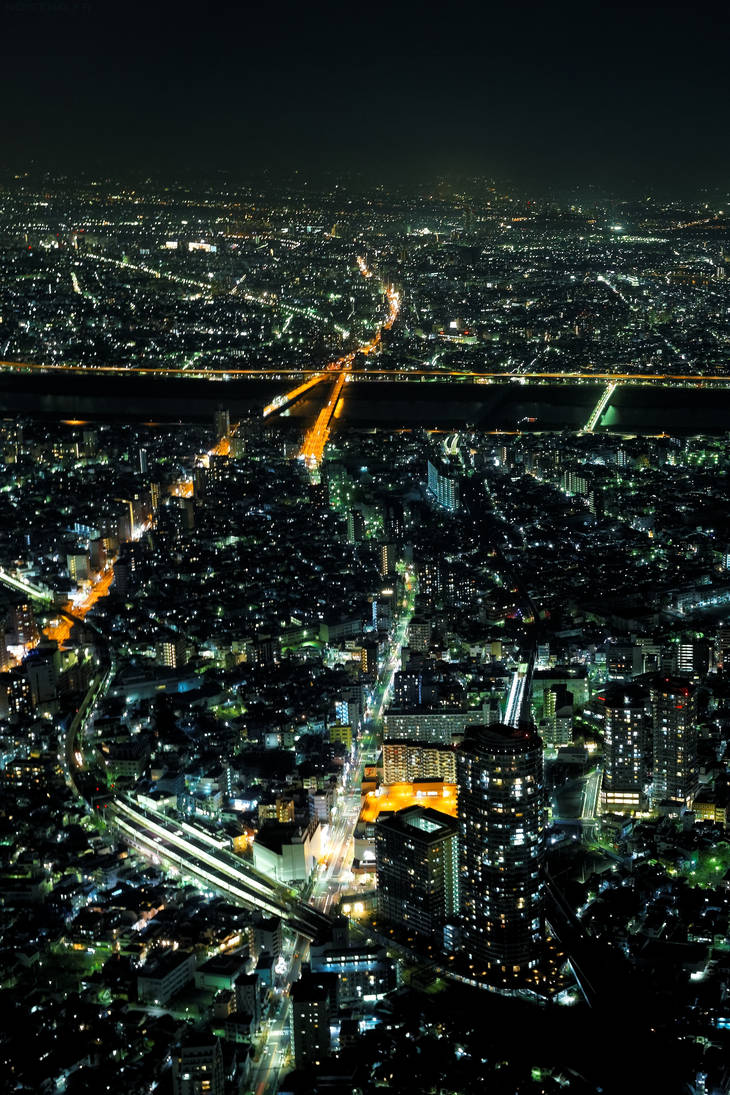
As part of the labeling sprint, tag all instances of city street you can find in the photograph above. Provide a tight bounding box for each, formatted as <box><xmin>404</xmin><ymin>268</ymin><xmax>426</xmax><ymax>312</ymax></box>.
<box><xmin>246</xmin><ymin>567</ymin><xmax>416</xmax><ymax>1094</ymax></box>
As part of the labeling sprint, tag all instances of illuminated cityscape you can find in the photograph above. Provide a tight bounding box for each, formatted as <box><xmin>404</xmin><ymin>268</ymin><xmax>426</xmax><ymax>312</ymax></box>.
<box><xmin>2</xmin><ymin>4</ymin><xmax>730</xmax><ymax>1094</ymax></box>
<box><xmin>2</xmin><ymin>178</ymin><xmax>730</xmax><ymax>1095</ymax></box>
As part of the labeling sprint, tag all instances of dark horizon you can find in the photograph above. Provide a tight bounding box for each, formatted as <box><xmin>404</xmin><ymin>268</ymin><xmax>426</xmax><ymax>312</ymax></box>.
<box><xmin>2</xmin><ymin>1</ymin><xmax>728</xmax><ymax>196</ymax></box>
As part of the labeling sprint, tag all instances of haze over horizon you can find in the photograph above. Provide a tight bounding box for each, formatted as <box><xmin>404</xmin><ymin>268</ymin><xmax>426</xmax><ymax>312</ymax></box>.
<box><xmin>2</xmin><ymin>1</ymin><xmax>727</xmax><ymax>195</ymax></box>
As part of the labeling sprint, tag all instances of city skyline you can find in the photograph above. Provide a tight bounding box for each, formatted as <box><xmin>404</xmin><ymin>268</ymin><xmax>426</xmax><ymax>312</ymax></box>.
<box><xmin>1</xmin><ymin>7</ymin><xmax>730</xmax><ymax>1090</ymax></box>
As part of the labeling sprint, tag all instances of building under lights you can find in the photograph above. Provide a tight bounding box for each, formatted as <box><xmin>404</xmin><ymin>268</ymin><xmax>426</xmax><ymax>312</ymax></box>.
<box><xmin>456</xmin><ymin>723</ymin><xmax>545</xmax><ymax>976</ymax></box>
<box><xmin>359</xmin><ymin>780</ymin><xmax>458</xmax><ymax>825</ymax></box>
<box><xmin>375</xmin><ymin>805</ymin><xmax>459</xmax><ymax>938</ymax></box>
<box><xmin>600</xmin><ymin>684</ymin><xmax>650</xmax><ymax>812</ymax></box>
<box><xmin>172</xmin><ymin>1038</ymin><xmax>224</xmax><ymax>1095</ymax></box>
<box><xmin>427</xmin><ymin>458</ymin><xmax>460</xmax><ymax>512</ymax></box>
<box><xmin>382</xmin><ymin>739</ymin><xmax>457</xmax><ymax>785</ymax></box>
<box><xmin>650</xmin><ymin>677</ymin><xmax>699</xmax><ymax>808</ymax></box>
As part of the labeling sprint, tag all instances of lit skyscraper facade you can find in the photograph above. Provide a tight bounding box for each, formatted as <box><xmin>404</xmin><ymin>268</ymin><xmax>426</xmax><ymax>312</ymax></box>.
<box><xmin>600</xmin><ymin>685</ymin><xmax>649</xmax><ymax>812</ymax></box>
<box><xmin>650</xmin><ymin>678</ymin><xmax>698</xmax><ymax>807</ymax></box>
<box><xmin>375</xmin><ymin>805</ymin><xmax>459</xmax><ymax>937</ymax></box>
<box><xmin>427</xmin><ymin>459</ymin><xmax>460</xmax><ymax>511</ymax></box>
<box><xmin>456</xmin><ymin>723</ymin><xmax>545</xmax><ymax>975</ymax></box>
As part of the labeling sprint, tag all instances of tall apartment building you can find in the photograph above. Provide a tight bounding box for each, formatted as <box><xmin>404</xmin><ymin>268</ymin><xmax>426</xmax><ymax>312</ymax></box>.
<box><xmin>380</xmin><ymin>541</ymin><xmax>397</xmax><ymax>577</ymax></box>
<box><xmin>376</xmin><ymin>805</ymin><xmax>459</xmax><ymax>937</ymax></box>
<box><xmin>346</xmin><ymin>508</ymin><xmax>365</xmax><ymax>543</ymax></box>
<box><xmin>382</xmin><ymin>739</ymin><xmax>457</xmax><ymax>784</ymax></box>
<box><xmin>427</xmin><ymin>458</ymin><xmax>460</xmax><ymax>511</ymax></box>
<box><xmin>408</xmin><ymin>615</ymin><xmax>432</xmax><ymax>653</ymax></box>
<box><xmin>600</xmin><ymin>685</ymin><xmax>650</xmax><ymax>812</ymax></box>
<box><xmin>457</xmin><ymin>723</ymin><xmax>545</xmax><ymax>975</ymax></box>
<box><xmin>214</xmin><ymin>407</ymin><xmax>230</xmax><ymax>440</ymax></box>
<box><xmin>8</xmin><ymin>602</ymin><xmax>39</xmax><ymax>646</ymax></box>
<box><xmin>290</xmin><ymin>972</ymin><xmax>335</xmax><ymax>1068</ymax></box>
<box><xmin>156</xmin><ymin>634</ymin><xmax>187</xmax><ymax>669</ymax></box>
<box><xmin>650</xmin><ymin>677</ymin><xmax>698</xmax><ymax>807</ymax></box>
<box><xmin>384</xmin><ymin>707</ymin><xmax>490</xmax><ymax>745</ymax></box>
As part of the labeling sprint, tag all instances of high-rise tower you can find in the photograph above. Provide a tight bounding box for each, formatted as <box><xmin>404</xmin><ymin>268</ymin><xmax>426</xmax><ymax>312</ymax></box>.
<box><xmin>601</xmin><ymin>684</ymin><xmax>649</xmax><ymax>812</ymax></box>
<box><xmin>375</xmin><ymin>805</ymin><xmax>459</xmax><ymax>938</ymax></box>
<box><xmin>456</xmin><ymin>722</ymin><xmax>545</xmax><ymax>976</ymax></box>
<box><xmin>214</xmin><ymin>407</ymin><xmax>230</xmax><ymax>440</ymax></box>
<box><xmin>650</xmin><ymin>677</ymin><xmax>698</xmax><ymax>807</ymax></box>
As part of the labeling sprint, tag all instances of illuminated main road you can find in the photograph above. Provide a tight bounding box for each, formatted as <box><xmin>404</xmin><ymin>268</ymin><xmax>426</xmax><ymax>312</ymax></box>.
<box><xmin>244</xmin><ymin>571</ymin><xmax>419</xmax><ymax>1094</ymax></box>
<box><xmin>0</xmin><ymin>564</ymin><xmax>115</xmax><ymax>648</ymax></box>
<box><xmin>366</xmin><ymin>566</ymin><xmax>417</xmax><ymax>734</ymax></box>
<box><xmin>5</xmin><ymin>358</ymin><xmax>730</xmax><ymax>386</ymax></box>
<box><xmin>43</xmin><ymin>566</ymin><xmax>115</xmax><ymax>646</ymax></box>
<box><xmin>262</xmin><ymin>372</ymin><xmax>329</xmax><ymax>417</ymax></box>
<box><xmin>269</xmin><ymin>258</ymin><xmax>400</xmax><ymax>441</ymax></box>
<box><xmin>246</xmin><ymin>568</ymin><xmax>417</xmax><ymax>1093</ymax></box>
<box><xmin>298</xmin><ymin>277</ymin><xmax>401</xmax><ymax>469</ymax></box>
<box><xmin>300</xmin><ymin>370</ymin><xmax>348</xmax><ymax>471</ymax></box>
<box><xmin>246</xmin><ymin>782</ymin><xmax>364</xmax><ymax>1095</ymax></box>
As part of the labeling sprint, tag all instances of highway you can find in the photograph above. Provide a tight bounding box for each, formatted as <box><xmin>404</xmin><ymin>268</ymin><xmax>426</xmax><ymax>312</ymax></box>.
<box><xmin>581</xmin><ymin>765</ymin><xmax>602</xmax><ymax>823</ymax></box>
<box><xmin>550</xmin><ymin>765</ymin><xmax>603</xmax><ymax>833</ymax></box>
<box><xmin>61</xmin><ymin>654</ymin><xmax>116</xmax><ymax>798</ymax></box>
<box><xmin>300</xmin><ymin>369</ymin><xmax>348</xmax><ymax>470</ymax></box>
<box><xmin>262</xmin><ymin>372</ymin><xmax>329</xmax><ymax>417</ymax></box>
<box><xmin>297</xmin><ymin>269</ymin><xmax>400</xmax><ymax>468</ymax></box>
<box><xmin>5</xmin><ymin>357</ymin><xmax>730</xmax><ymax>386</ymax></box>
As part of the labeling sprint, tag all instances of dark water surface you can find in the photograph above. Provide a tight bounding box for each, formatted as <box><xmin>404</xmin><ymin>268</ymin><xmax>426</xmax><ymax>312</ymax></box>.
<box><xmin>0</xmin><ymin>371</ymin><xmax>728</xmax><ymax>434</ymax></box>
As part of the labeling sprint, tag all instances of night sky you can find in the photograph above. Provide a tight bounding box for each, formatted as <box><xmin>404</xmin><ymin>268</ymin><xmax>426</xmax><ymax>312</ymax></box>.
<box><xmin>2</xmin><ymin>1</ymin><xmax>727</xmax><ymax>192</ymax></box>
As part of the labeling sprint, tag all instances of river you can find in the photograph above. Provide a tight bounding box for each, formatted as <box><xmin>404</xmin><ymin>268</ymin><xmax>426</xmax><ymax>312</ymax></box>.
<box><xmin>1</xmin><ymin>372</ymin><xmax>729</xmax><ymax>434</ymax></box>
